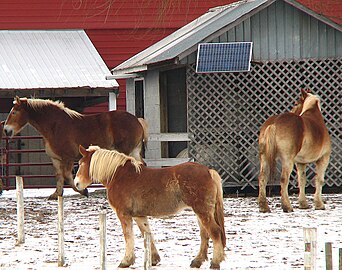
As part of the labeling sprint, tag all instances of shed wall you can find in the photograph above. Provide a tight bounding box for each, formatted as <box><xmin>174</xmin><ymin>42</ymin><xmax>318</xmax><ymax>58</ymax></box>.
<box><xmin>183</xmin><ymin>1</ymin><xmax>342</xmax><ymax>63</ymax></box>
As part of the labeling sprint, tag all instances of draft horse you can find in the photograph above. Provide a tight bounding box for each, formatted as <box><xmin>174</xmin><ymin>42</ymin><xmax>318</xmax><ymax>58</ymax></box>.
<box><xmin>4</xmin><ymin>97</ymin><xmax>148</xmax><ymax>200</ymax></box>
<box><xmin>74</xmin><ymin>145</ymin><xmax>226</xmax><ymax>269</ymax></box>
<box><xmin>258</xmin><ymin>89</ymin><xmax>331</xmax><ymax>213</ymax></box>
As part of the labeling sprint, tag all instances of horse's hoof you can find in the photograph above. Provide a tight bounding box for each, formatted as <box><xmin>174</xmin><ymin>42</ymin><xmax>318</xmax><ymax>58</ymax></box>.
<box><xmin>259</xmin><ymin>206</ymin><xmax>271</xmax><ymax>213</ymax></box>
<box><xmin>298</xmin><ymin>204</ymin><xmax>310</xmax><ymax>209</ymax></box>
<box><xmin>282</xmin><ymin>207</ymin><xmax>294</xmax><ymax>213</ymax></box>
<box><xmin>190</xmin><ymin>259</ymin><xmax>202</xmax><ymax>268</ymax></box>
<box><xmin>210</xmin><ymin>262</ymin><xmax>220</xmax><ymax>269</ymax></box>
<box><xmin>82</xmin><ymin>188</ymin><xmax>89</xmax><ymax>198</ymax></box>
<box><xmin>152</xmin><ymin>254</ymin><xmax>161</xmax><ymax>266</ymax></box>
<box><xmin>48</xmin><ymin>193</ymin><xmax>59</xmax><ymax>200</ymax></box>
<box><xmin>118</xmin><ymin>262</ymin><xmax>130</xmax><ymax>268</ymax></box>
<box><xmin>315</xmin><ymin>205</ymin><xmax>325</xmax><ymax>210</ymax></box>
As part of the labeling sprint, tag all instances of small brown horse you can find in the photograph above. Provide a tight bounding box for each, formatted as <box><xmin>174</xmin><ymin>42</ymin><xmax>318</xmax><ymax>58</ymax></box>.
<box><xmin>258</xmin><ymin>89</ymin><xmax>331</xmax><ymax>213</ymax></box>
<box><xmin>4</xmin><ymin>96</ymin><xmax>148</xmax><ymax>200</ymax></box>
<box><xmin>74</xmin><ymin>145</ymin><xmax>226</xmax><ymax>269</ymax></box>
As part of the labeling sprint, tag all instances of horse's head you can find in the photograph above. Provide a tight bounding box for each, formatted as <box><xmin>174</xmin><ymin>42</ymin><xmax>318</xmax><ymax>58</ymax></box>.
<box><xmin>4</xmin><ymin>96</ymin><xmax>29</xmax><ymax>137</ymax></box>
<box><xmin>74</xmin><ymin>145</ymin><xmax>97</xmax><ymax>191</ymax></box>
<box><xmin>291</xmin><ymin>89</ymin><xmax>316</xmax><ymax>115</ymax></box>
<box><xmin>299</xmin><ymin>89</ymin><xmax>321</xmax><ymax>116</ymax></box>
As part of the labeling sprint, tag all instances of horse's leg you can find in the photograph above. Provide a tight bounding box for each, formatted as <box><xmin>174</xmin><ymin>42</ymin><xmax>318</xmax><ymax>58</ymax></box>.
<box><xmin>190</xmin><ymin>217</ymin><xmax>209</xmax><ymax>268</ymax></box>
<box><xmin>314</xmin><ymin>154</ymin><xmax>329</xmax><ymax>210</ymax></box>
<box><xmin>133</xmin><ymin>217</ymin><xmax>161</xmax><ymax>266</ymax></box>
<box><xmin>48</xmin><ymin>158</ymin><xmax>64</xmax><ymax>200</ymax></box>
<box><xmin>63</xmin><ymin>161</ymin><xmax>88</xmax><ymax>197</ymax></box>
<box><xmin>258</xmin><ymin>153</ymin><xmax>271</xmax><ymax>213</ymax></box>
<box><xmin>117</xmin><ymin>213</ymin><xmax>135</xmax><ymax>268</ymax></box>
<box><xmin>194</xmin><ymin>212</ymin><xmax>225</xmax><ymax>269</ymax></box>
<box><xmin>296</xmin><ymin>163</ymin><xmax>309</xmax><ymax>209</ymax></box>
<box><xmin>280</xmin><ymin>159</ymin><xmax>294</xmax><ymax>212</ymax></box>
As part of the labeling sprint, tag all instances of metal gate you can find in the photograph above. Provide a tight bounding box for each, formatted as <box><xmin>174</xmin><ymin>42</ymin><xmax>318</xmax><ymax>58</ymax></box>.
<box><xmin>187</xmin><ymin>58</ymin><xmax>341</xmax><ymax>190</ymax></box>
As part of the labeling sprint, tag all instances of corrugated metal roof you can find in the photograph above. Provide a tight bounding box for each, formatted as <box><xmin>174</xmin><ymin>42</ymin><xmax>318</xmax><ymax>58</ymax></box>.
<box><xmin>111</xmin><ymin>0</ymin><xmax>342</xmax><ymax>78</ymax></box>
<box><xmin>111</xmin><ymin>0</ymin><xmax>273</xmax><ymax>77</ymax></box>
<box><xmin>0</xmin><ymin>30</ymin><xmax>118</xmax><ymax>89</ymax></box>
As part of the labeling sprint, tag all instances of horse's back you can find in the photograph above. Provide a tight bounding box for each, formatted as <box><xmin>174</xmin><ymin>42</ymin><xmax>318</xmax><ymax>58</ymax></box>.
<box><xmin>109</xmin><ymin>162</ymin><xmax>219</xmax><ymax>217</ymax></box>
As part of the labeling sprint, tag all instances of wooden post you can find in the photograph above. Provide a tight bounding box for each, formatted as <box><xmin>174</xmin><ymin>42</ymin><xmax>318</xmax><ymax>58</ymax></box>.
<box><xmin>144</xmin><ymin>232</ymin><xmax>152</xmax><ymax>270</ymax></box>
<box><xmin>58</xmin><ymin>196</ymin><xmax>65</xmax><ymax>267</ymax></box>
<box><xmin>15</xmin><ymin>176</ymin><xmax>25</xmax><ymax>245</ymax></box>
<box><xmin>303</xmin><ymin>227</ymin><xmax>317</xmax><ymax>270</ymax></box>
<box><xmin>99</xmin><ymin>211</ymin><xmax>107</xmax><ymax>270</ymax></box>
<box><xmin>325</xmin><ymin>242</ymin><xmax>333</xmax><ymax>270</ymax></box>
<box><xmin>339</xmin><ymin>248</ymin><xmax>342</xmax><ymax>270</ymax></box>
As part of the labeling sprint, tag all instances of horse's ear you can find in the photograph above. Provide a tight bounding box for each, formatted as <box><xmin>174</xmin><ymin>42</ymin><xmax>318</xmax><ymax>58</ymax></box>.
<box><xmin>14</xmin><ymin>96</ymin><xmax>21</xmax><ymax>105</ymax></box>
<box><xmin>79</xmin><ymin>145</ymin><xmax>87</xmax><ymax>157</ymax></box>
<box><xmin>301</xmin><ymin>89</ymin><xmax>308</xmax><ymax>99</ymax></box>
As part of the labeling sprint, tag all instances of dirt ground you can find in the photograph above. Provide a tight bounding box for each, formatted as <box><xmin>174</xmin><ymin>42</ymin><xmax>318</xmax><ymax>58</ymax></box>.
<box><xmin>0</xmin><ymin>189</ymin><xmax>341</xmax><ymax>270</ymax></box>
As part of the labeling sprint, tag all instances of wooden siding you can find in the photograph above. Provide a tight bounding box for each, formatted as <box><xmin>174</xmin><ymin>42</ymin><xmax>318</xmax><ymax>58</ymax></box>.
<box><xmin>185</xmin><ymin>1</ymin><xmax>342</xmax><ymax>63</ymax></box>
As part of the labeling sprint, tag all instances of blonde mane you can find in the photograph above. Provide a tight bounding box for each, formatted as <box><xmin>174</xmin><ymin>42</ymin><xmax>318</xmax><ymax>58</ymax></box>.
<box><xmin>88</xmin><ymin>147</ymin><xmax>142</xmax><ymax>184</ymax></box>
<box><xmin>300</xmin><ymin>93</ymin><xmax>321</xmax><ymax>116</ymax></box>
<box><xmin>17</xmin><ymin>98</ymin><xmax>83</xmax><ymax>118</ymax></box>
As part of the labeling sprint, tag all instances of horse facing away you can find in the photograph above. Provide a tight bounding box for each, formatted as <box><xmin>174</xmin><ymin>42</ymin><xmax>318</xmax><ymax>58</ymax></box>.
<box><xmin>74</xmin><ymin>145</ymin><xmax>226</xmax><ymax>269</ymax></box>
<box><xmin>4</xmin><ymin>96</ymin><xmax>148</xmax><ymax>200</ymax></box>
<box><xmin>258</xmin><ymin>89</ymin><xmax>331</xmax><ymax>213</ymax></box>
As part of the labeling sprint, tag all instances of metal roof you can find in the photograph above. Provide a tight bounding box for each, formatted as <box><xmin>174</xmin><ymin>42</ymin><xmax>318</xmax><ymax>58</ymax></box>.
<box><xmin>110</xmin><ymin>0</ymin><xmax>273</xmax><ymax>77</ymax></box>
<box><xmin>0</xmin><ymin>30</ymin><xmax>118</xmax><ymax>90</ymax></box>
<box><xmin>110</xmin><ymin>0</ymin><xmax>342</xmax><ymax>78</ymax></box>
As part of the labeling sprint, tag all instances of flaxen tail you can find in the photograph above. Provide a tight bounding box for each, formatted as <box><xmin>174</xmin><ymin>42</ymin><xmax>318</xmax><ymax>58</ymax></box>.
<box><xmin>138</xmin><ymin>118</ymin><xmax>149</xmax><ymax>149</ymax></box>
<box><xmin>259</xmin><ymin>125</ymin><xmax>277</xmax><ymax>184</ymax></box>
<box><xmin>209</xmin><ymin>169</ymin><xmax>226</xmax><ymax>248</ymax></box>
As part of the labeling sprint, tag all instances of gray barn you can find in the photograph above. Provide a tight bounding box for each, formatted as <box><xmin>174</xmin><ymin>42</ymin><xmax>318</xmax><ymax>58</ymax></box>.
<box><xmin>110</xmin><ymin>0</ymin><xmax>341</xmax><ymax>192</ymax></box>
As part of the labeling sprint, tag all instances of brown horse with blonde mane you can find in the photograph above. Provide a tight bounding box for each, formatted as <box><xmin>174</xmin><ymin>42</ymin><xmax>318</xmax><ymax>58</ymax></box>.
<box><xmin>4</xmin><ymin>96</ymin><xmax>148</xmax><ymax>200</ymax></box>
<box><xmin>74</xmin><ymin>145</ymin><xmax>226</xmax><ymax>269</ymax></box>
<box><xmin>258</xmin><ymin>89</ymin><xmax>331</xmax><ymax>213</ymax></box>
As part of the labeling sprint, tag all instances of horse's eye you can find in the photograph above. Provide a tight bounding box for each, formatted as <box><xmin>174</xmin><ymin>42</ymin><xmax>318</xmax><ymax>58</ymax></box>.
<box><xmin>12</xmin><ymin>111</ymin><xmax>16</xmax><ymax>115</ymax></box>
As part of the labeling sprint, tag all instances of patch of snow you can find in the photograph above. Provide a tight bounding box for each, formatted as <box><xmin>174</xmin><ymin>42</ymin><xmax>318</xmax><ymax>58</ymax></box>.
<box><xmin>0</xmin><ymin>189</ymin><xmax>341</xmax><ymax>269</ymax></box>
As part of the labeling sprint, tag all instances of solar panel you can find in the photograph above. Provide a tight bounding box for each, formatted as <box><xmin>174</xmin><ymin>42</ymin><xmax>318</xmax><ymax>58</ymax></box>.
<box><xmin>196</xmin><ymin>42</ymin><xmax>253</xmax><ymax>73</ymax></box>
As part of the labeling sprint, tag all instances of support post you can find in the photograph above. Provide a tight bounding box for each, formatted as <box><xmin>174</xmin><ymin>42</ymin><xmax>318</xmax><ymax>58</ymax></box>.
<box><xmin>144</xmin><ymin>232</ymin><xmax>152</xmax><ymax>270</ymax></box>
<box><xmin>339</xmin><ymin>248</ymin><xmax>342</xmax><ymax>270</ymax></box>
<box><xmin>99</xmin><ymin>211</ymin><xmax>107</xmax><ymax>270</ymax></box>
<box><xmin>58</xmin><ymin>196</ymin><xmax>65</xmax><ymax>267</ymax></box>
<box><xmin>16</xmin><ymin>176</ymin><xmax>25</xmax><ymax>245</ymax></box>
<box><xmin>303</xmin><ymin>227</ymin><xmax>317</xmax><ymax>270</ymax></box>
<box><xmin>325</xmin><ymin>242</ymin><xmax>332</xmax><ymax>270</ymax></box>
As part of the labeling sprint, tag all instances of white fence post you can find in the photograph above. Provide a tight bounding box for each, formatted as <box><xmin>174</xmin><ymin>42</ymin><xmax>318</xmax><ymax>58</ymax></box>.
<box><xmin>99</xmin><ymin>211</ymin><xmax>107</xmax><ymax>270</ymax></box>
<box><xmin>144</xmin><ymin>232</ymin><xmax>152</xmax><ymax>270</ymax></box>
<box><xmin>58</xmin><ymin>196</ymin><xmax>65</xmax><ymax>267</ymax></box>
<box><xmin>303</xmin><ymin>227</ymin><xmax>317</xmax><ymax>270</ymax></box>
<box><xmin>15</xmin><ymin>176</ymin><xmax>25</xmax><ymax>245</ymax></box>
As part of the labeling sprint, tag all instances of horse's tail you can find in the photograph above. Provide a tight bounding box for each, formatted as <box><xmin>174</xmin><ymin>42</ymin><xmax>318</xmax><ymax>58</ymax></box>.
<box><xmin>259</xmin><ymin>124</ymin><xmax>277</xmax><ymax>184</ymax></box>
<box><xmin>209</xmin><ymin>169</ymin><xmax>226</xmax><ymax>248</ymax></box>
<box><xmin>138</xmin><ymin>118</ymin><xmax>149</xmax><ymax>149</ymax></box>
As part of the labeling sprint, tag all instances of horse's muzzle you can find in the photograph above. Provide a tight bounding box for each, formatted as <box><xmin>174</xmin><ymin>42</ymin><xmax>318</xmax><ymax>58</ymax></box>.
<box><xmin>4</xmin><ymin>127</ymin><xmax>13</xmax><ymax>137</ymax></box>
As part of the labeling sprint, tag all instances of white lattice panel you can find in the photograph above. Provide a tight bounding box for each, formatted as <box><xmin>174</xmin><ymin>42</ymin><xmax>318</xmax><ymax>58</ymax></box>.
<box><xmin>187</xmin><ymin>58</ymin><xmax>341</xmax><ymax>190</ymax></box>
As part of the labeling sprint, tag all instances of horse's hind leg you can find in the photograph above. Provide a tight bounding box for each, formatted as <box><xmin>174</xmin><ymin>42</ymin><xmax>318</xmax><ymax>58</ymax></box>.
<box><xmin>195</xmin><ymin>212</ymin><xmax>225</xmax><ymax>269</ymax></box>
<box><xmin>117</xmin><ymin>213</ymin><xmax>135</xmax><ymax>268</ymax></box>
<box><xmin>190</xmin><ymin>217</ymin><xmax>209</xmax><ymax>268</ymax></box>
<box><xmin>296</xmin><ymin>163</ymin><xmax>309</xmax><ymax>209</ymax></box>
<box><xmin>258</xmin><ymin>153</ymin><xmax>271</xmax><ymax>213</ymax></box>
<box><xmin>280</xmin><ymin>160</ymin><xmax>294</xmax><ymax>212</ymax></box>
<box><xmin>314</xmin><ymin>154</ymin><xmax>330</xmax><ymax>210</ymax></box>
<box><xmin>133</xmin><ymin>217</ymin><xmax>161</xmax><ymax>266</ymax></box>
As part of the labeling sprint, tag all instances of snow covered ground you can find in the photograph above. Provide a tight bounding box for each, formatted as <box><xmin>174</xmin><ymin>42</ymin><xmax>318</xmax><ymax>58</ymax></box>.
<box><xmin>0</xmin><ymin>188</ymin><xmax>341</xmax><ymax>270</ymax></box>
